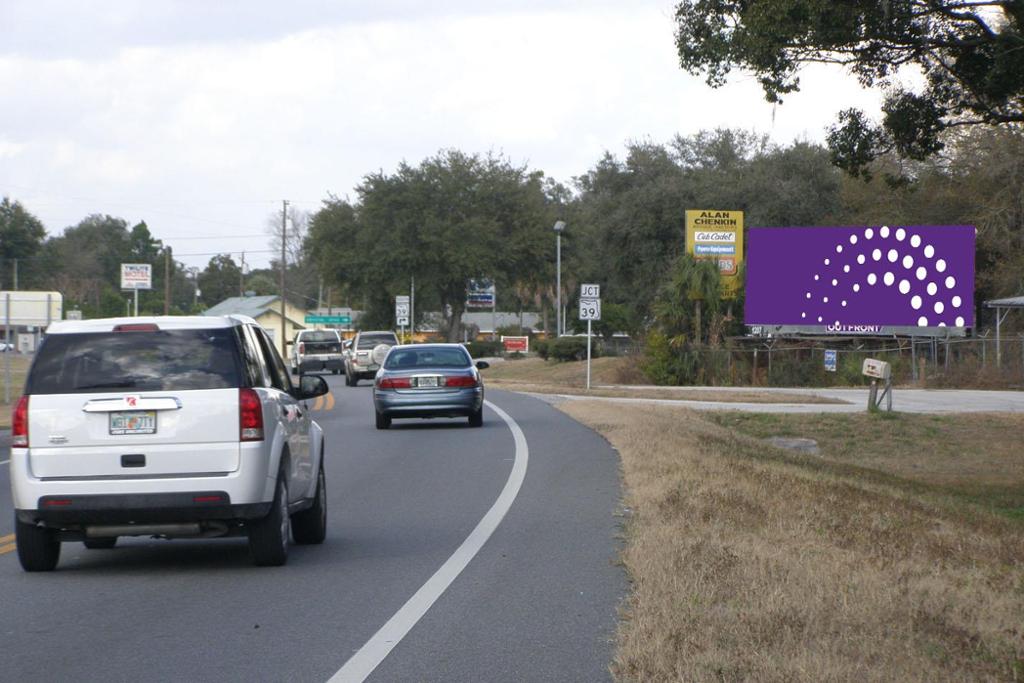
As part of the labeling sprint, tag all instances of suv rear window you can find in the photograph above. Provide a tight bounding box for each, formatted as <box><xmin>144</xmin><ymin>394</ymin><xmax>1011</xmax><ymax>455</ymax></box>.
<box><xmin>299</xmin><ymin>331</ymin><xmax>339</xmax><ymax>342</ymax></box>
<box><xmin>357</xmin><ymin>333</ymin><xmax>398</xmax><ymax>349</ymax></box>
<box><xmin>27</xmin><ymin>328</ymin><xmax>243</xmax><ymax>394</ymax></box>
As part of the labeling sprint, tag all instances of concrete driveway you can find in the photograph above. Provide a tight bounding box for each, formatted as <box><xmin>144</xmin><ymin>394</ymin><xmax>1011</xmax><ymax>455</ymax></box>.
<box><xmin>532</xmin><ymin>385</ymin><xmax>1024</xmax><ymax>414</ymax></box>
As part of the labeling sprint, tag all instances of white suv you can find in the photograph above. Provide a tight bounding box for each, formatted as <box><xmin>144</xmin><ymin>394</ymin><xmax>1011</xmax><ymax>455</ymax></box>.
<box><xmin>9</xmin><ymin>315</ymin><xmax>330</xmax><ymax>571</ymax></box>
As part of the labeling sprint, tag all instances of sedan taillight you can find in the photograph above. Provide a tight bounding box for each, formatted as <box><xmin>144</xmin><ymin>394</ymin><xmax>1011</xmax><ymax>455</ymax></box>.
<box><xmin>12</xmin><ymin>395</ymin><xmax>28</xmax><ymax>447</ymax></box>
<box><xmin>445</xmin><ymin>375</ymin><xmax>479</xmax><ymax>388</ymax></box>
<box><xmin>239</xmin><ymin>388</ymin><xmax>264</xmax><ymax>441</ymax></box>
<box><xmin>378</xmin><ymin>377</ymin><xmax>412</xmax><ymax>389</ymax></box>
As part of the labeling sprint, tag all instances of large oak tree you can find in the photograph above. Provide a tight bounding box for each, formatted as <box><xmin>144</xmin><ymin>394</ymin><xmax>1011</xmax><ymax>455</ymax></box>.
<box><xmin>673</xmin><ymin>1</ymin><xmax>1024</xmax><ymax>176</ymax></box>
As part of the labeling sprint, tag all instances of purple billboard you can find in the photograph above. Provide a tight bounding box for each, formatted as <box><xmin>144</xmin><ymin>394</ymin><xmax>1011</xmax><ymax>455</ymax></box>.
<box><xmin>745</xmin><ymin>225</ymin><xmax>975</xmax><ymax>335</ymax></box>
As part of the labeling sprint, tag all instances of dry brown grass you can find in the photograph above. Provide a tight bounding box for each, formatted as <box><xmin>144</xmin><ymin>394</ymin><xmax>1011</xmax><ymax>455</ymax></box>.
<box><xmin>487</xmin><ymin>381</ymin><xmax>846</xmax><ymax>405</ymax></box>
<box><xmin>0</xmin><ymin>354</ymin><xmax>30</xmax><ymax>429</ymax></box>
<box><xmin>559</xmin><ymin>401</ymin><xmax>1024</xmax><ymax>682</ymax></box>
<box><xmin>706</xmin><ymin>412</ymin><xmax>1024</xmax><ymax>508</ymax></box>
<box><xmin>483</xmin><ymin>356</ymin><xmax>646</xmax><ymax>386</ymax></box>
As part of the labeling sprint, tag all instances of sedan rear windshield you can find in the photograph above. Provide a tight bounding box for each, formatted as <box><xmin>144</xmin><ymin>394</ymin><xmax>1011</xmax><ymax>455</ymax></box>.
<box><xmin>357</xmin><ymin>333</ymin><xmax>398</xmax><ymax>349</ymax></box>
<box><xmin>27</xmin><ymin>328</ymin><xmax>243</xmax><ymax>394</ymax></box>
<box><xmin>384</xmin><ymin>347</ymin><xmax>471</xmax><ymax>369</ymax></box>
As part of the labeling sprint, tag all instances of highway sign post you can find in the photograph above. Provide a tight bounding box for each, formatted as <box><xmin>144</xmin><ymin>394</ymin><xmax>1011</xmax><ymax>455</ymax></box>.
<box><xmin>579</xmin><ymin>284</ymin><xmax>602</xmax><ymax>390</ymax></box>
<box><xmin>396</xmin><ymin>295</ymin><xmax>410</xmax><ymax>340</ymax></box>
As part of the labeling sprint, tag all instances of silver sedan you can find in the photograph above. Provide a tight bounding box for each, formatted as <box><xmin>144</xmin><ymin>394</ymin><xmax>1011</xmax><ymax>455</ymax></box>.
<box><xmin>372</xmin><ymin>344</ymin><xmax>488</xmax><ymax>429</ymax></box>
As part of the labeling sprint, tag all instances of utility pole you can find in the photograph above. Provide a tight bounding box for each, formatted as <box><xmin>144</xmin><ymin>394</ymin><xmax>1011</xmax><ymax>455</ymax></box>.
<box><xmin>280</xmin><ymin>200</ymin><xmax>288</xmax><ymax>355</ymax></box>
<box><xmin>410</xmin><ymin>275</ymin><xmax>415</xmax><ymax>340</ymax></box>
<box><xmin>240</xmin><ymin>251</ymin><xmax>246</xmax><ymax>297</ymax></box>
<box><xmin>13</xmin><ymin>258</ymin><xmax>18</xmax><ymax>291</ymax></box>
<box><xmin>164</xmin><ymin>249</ymin><xmax>171</xmax><ymax>315</ymax></box>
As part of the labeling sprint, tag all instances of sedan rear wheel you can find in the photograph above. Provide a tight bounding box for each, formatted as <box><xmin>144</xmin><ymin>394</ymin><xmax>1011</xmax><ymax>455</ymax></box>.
<box><xmin>468</xmin><ymin>405</ymin><xmax>484</xmax><ymax>428</ymax></box>
<box><xmin>375</xmin><ymin>411</ymin><xmax>391</xmax><ymax>430</ymax></box>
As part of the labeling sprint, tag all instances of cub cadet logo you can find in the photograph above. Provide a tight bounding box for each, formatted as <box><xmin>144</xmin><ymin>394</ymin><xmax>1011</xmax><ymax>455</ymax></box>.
<box><xmin>695</xmin><ymin>231</ymin><xmax>736</xmax><ymax>243</ymax></box>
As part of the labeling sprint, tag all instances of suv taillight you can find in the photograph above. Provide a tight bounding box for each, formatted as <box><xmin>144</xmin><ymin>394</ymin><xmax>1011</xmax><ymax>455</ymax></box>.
<box><xmin>12</xmin><ymin>395</ymin><xmax>28</xmax><ymax>447</ymax></box>
<box><xmin>239</xmin><ymin>388</ymin><xmax>264</xmax><ymax>442</ymax></box>
<box><xmin>298</xmin><ymin>342</ymin><xmax>305</xmax><ymax>355</ymax></box>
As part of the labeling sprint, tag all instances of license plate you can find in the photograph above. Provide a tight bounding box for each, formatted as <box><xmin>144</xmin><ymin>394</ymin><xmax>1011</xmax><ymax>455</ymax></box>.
<box><xmin>109</xmin><ymin>411</ymin><xmax>157</xmax><ymax>435</ymax></box>
<box><xmin>416</xmin><ymin>376</ymin><xmax>438</xmax><ymax>388</ymax></box>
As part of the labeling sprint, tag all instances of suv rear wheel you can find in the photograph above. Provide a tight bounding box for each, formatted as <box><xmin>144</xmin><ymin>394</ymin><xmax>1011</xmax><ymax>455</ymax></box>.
<box><xmin>248</xmin><ymin>475</ymin><xmax>290</xmax><ymax>567</ymax></box>
<box><xmin>15</xmin><ymin>518</ymin><xmax>61</xmax><ymax>572</ymax></box>
<box><xmin>292</xmin><ymin>462</ymin><xmax>327</xmax><ymax>544</ymax></box>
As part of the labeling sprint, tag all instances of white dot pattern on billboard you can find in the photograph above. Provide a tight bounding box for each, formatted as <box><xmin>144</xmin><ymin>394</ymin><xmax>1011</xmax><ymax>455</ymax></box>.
<box><xmin>799</xmin><ymin>226</ymin><xmax>969</xmax><ymax>328</ymax></box>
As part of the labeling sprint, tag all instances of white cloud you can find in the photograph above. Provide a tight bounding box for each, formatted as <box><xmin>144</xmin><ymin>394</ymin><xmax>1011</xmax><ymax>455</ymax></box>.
<box><xmin>0</xmin><ymin>2</ymin><xmax>887</xmax><ymax>269</ymax></box>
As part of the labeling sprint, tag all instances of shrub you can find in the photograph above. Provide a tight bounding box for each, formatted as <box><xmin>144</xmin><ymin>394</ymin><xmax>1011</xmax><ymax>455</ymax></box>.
<box><xmin>548</xmin><ymin>336</ymin><xmax>600</xmax><ymax>362</ymax></box>
<box><xmin>534</xmin><ymin>339</ymin><xmax>551</xmax><ymax>360</ymax></box>
<box><xmin>464</xmin><ymin>340</ymin><xmax>502</xmax><ymax>358</ymax></box>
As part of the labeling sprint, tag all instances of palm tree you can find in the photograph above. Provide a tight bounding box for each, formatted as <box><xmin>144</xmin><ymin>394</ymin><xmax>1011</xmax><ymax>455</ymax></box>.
<box><xmin>656</xmin><ymin>255</ymin><xmax>721</xmax><ymax>345</ymax></box>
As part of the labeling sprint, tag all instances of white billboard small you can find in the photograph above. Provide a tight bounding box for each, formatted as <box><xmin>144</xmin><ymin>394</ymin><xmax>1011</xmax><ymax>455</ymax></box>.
<box><xmin>121</xmin><ymin>263</ymin><xmax>153</xmax><ymax>290</ymax></box>
<box><xmin>0</xmin><ymin>291</ymin><xmax>64</xmax><ymax>326</ymax></box>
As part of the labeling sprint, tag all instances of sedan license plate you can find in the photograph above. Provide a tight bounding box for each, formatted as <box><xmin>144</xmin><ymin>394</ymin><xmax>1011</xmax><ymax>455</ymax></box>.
<box><xmin>415</xmin><ymin>376</ymin><xmax>438</xmax><ymax>388</ymax></box>
<box><xmin>109</xmin><ymin>410</ymin><xmax>157</xmax><ymax>435</ymax></box>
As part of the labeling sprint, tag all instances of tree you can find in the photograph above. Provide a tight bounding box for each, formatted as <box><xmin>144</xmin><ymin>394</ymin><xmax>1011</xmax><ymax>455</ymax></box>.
<box><xmin>308</xmin><ymin>150</ymin><xmax>555</xmax><ymax>340</ymax></box>
<box><xmin>198</xmin><ymin>255</ymin><xmax>244</xmax><ymax>306</ymax></box>
<box><xmin>572</xmin><ymin>131</ymin><xmax>841</xmax><ymax>333</ymax></box>
<box><xmin>0</xmin><ymin>197</ymin><xmax>47</xmax><ymax>289</ymax></box>
<box><xmin>673</xmin><ymin>1</ymin><xmax>1024</xmax><ymax>176</ymax></box>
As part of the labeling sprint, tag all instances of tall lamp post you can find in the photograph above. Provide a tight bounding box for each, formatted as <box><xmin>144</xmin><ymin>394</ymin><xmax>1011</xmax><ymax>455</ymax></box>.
<box><xmin>553</xmin><ymin>220</ymin><xmax>566</xmax><ymax>337</ymax></box>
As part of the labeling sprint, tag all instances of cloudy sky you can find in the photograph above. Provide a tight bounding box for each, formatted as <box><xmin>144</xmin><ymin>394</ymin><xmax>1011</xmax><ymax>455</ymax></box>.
<box><xmin>1</xmin><ymin>0</ymin><xmax>887</xmax><ymax>270</ymax></box>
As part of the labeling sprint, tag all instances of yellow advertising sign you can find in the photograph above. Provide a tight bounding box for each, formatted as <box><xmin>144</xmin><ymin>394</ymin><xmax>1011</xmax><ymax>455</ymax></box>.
<box><xmin>685</xmin><ymin>209</ymin><xmax>744</xmax><ymax>297</ymax></box>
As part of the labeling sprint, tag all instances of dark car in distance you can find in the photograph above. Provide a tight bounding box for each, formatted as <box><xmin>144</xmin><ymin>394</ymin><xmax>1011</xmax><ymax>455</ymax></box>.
<box><xmin>372</xmin><ymin>344</ymin><xmax>488</xmax><ymax>429</ymax></box>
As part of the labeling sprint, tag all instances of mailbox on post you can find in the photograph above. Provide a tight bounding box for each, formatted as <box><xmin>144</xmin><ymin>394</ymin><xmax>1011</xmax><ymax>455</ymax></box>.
<box><xmin>862</xmin><ymin>358</ymin><xmax>893</xmax><ymax>411</ymax></box>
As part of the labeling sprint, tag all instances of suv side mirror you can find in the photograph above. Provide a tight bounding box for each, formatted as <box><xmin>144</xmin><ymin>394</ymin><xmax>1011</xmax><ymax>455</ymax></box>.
<box><xmin>295</xmin><ymin>375</ymin><xmax>329</xmax><ymax>400</ymax></box>
<box><xmin>286</xmin><ymin>340</ymin><xmax>294</xmax><ymax>346</ymax></box>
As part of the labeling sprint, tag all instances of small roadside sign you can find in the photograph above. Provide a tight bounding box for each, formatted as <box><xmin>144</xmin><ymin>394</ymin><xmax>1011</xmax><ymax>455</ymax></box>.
<box><xmin>580</xmin><ymin>283</ymin><xmax>600</xmax><ymax>299</ymax></box>
<box><xmin>395</xmin><ymin>295</ymin><xmax>410</xmax><ymax>320</ymax></box>
<box><xmin>824</xmin><ymin>349</ymin><xmax>837</xmax><ymax>372</ymax></box>
<box><xmin>397</xmin><ymin>316</ymin><xmax>409</xmax><ymax>326</ymax></box>
<box><xmin>579</xmin><ymin>298</ymin><xmax>601</xmax><ymax>321</ymax></box>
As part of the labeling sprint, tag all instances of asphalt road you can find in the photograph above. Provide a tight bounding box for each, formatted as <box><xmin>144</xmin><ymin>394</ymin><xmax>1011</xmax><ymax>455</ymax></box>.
<box><xmin>0</xmin><ymin>380</ymin><xmax>625</xmax><ymax>682</ymax></box>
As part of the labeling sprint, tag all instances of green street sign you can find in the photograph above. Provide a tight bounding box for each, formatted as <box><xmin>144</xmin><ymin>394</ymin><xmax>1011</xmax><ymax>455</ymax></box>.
<box><xmin>305</xmin><ymin>315</ymin><xmax>351</xmax><ymax>324</ymax></box>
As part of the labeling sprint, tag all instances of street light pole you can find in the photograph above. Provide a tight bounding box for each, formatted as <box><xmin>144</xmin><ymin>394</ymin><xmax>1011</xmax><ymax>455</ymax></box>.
<box><xmin>554</xmin><ymin>220</ymin><xmax>565</xmax><ymax>337</ymax></box>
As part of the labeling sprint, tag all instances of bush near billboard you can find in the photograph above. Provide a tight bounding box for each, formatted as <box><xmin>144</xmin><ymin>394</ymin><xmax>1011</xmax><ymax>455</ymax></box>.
<box><xmin>745</xmin><ymin>225</ymin><xmax>975</xmax><ymax>336</ymax></box>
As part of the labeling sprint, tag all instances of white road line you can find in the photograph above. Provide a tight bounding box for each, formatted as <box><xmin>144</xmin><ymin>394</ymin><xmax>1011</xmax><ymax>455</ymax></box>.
<box><xmin>0</xmin><ymin>459</ymin><xmax>8</xmax><ymax>466</ymax></box>
<box><xmin>328</xmin><ymin>399</ymin><xmax>529</xmax><ymax>683</ymax></box>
